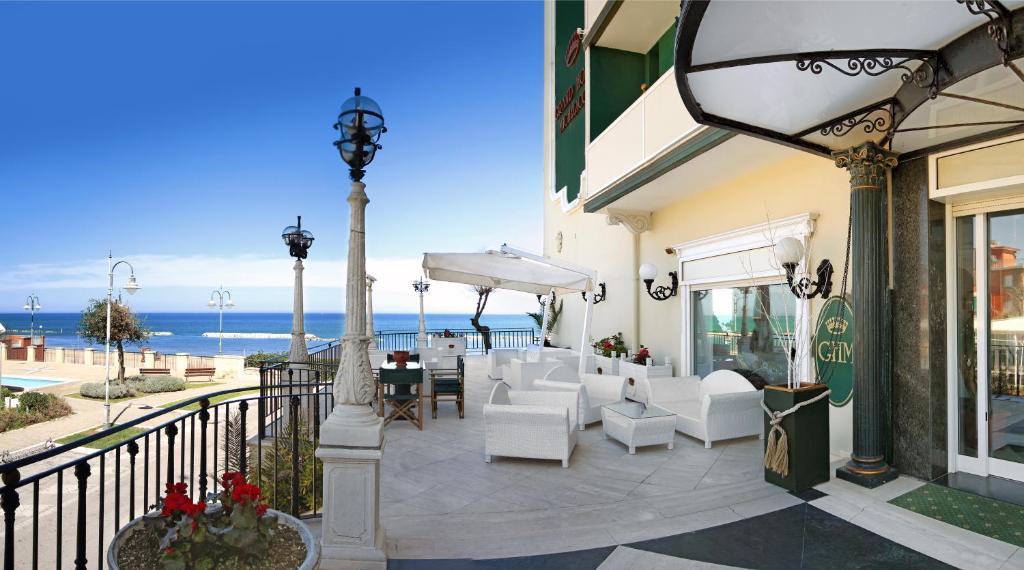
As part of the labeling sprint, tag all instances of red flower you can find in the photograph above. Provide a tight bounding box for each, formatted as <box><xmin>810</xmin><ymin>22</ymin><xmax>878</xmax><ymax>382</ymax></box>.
<box><xmin>165</xmin><ymin>482</ymin><xmax>188</xmax><ymax>496</ymax></box>
<box><xmin>220</xmin><ymin>471</ymin><xmax>246</xmax><ymax>489</ymax></box>
<box><xmin>255</xmin><ymin>503</ymin><xmax>268</xmax><ymax>517</ymax></box>
<box><xmin>165</xmin><ymin>547</ymin><xmax>174</xmax><ymax>555</ymax></box>
<box><xmin>231</xmin><ymin>483</ymin><xmax>262</xmax><ymax>504</ymax></box>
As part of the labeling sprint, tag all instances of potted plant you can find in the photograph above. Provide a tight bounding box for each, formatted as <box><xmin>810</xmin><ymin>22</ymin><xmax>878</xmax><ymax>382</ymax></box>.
<box><xmin>108</xmin><ymin>472</ymin><xmax>319</xmax><ymax>569</ymax></box>
<box><xmin>591</xmin><ymin>333</ymin><xmax>627</xmax><ymax>374</ymax></box>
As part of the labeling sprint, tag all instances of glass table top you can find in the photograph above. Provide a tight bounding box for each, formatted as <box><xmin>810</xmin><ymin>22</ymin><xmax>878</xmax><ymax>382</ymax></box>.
<box><xmin>603</xmin><ymin>401</ymin><xmax>674</xmax><ymax>420</ymax></box>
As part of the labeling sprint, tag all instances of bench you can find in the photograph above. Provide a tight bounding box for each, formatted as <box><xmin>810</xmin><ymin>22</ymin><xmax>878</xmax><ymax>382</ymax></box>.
<box><xmin>184</xmin><ymin>367</ymin><xmax>216</xmax><ymax>382</ymax></box>
<box><xmin>139</xmin><ymin>368</ymin><xmax>171</xmax><ymax>375</ymax></box>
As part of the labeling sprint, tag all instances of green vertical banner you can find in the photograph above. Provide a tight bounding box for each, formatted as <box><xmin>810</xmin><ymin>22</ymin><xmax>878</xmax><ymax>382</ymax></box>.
<box><xmin>554</xmin><ymin>0</ymin><xmax>585</xmax><ymax>203</ymax></box>
<box><xmin>814</xmin><ymin>296</ymin><xmax>854</xmax><ymax>406</ymax></box>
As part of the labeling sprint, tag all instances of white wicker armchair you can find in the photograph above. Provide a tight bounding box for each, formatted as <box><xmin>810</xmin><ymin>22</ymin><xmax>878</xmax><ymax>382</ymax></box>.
<box><xmin>487</xmin><ymin>348</ymin><xmax>524</xmax><ymax>380</ymax></box>
<box><xmin>532</xmin><ymin>365</ymin><xmax>628</xmax><ymax>430</ymax></box>
<box><xmin>483</xmin><ymin>382</ymin><xmax>578</xmax><ymax>467</ymax></box>
<box><xmin>639</xmin><ymin>370</ymin><xmax>763</xmax><ymax>448</ymax></box>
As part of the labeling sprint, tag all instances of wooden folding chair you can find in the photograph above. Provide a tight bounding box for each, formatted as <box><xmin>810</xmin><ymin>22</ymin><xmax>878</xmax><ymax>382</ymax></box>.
<box><xmin>379</xmin><ymin>367</ymin><xmax>424</xmax><ymax>429</ymax></box>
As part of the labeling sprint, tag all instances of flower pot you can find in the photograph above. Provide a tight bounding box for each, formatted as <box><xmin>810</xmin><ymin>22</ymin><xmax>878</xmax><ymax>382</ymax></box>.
<box><xmin>762</xmin><ymin>383</ymin><xmax>830</xmax><ymax>492</ymax></box>
<box><xmin>393</xmin><ymin>350</ymin><xmax>411</xmax><ymax>368</ymax></box>
<box><xmin>107</xmin><ymin>508</ymin><xmax>319</xmax><ymax>569</ymax></box>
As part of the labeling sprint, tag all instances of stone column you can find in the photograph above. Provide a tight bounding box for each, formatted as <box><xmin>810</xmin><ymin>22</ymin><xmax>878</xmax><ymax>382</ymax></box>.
<box><xmin>142</xmin><ymin>349</ymin><xmax>155</xmax><ymax>369</ymax></box>
<box><xmin>84</xmin><ymin>348</ymin><xmax>95</xmax><ymax>366</ymax></box>
<box><xmin>316</xmin><ymin>179</ymin><xmax>386</xmax><ymax>569</ymax></box>
<box><xmin>416</xmin><ymin>286</ymin><xmax>428</xmax><ymax>351</ymax></box>
<box><xmin>289</xmin><ymin>259</ymin><xmax>309</xmax><ymax>365</ymax></box>
<box><xmin>366</xmin><ymin>275</ymin><xmax>377</xmax><ymax>350</ymax></box>
<box><xmin>834</xmin><ymin>141</ymin><xmax>899</xmax><ymax>488</ymax></box>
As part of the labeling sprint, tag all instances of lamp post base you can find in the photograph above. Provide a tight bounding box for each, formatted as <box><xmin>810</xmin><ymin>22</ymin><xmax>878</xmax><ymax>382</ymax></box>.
<box><xmin>315</xmin><ymin>441</ymin><xmax>387</xmax><ymax>570</ymax></box>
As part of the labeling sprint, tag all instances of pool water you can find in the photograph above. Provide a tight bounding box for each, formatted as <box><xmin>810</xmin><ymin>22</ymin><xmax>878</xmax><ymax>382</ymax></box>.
<box><xmin>0</xmin><ymin>377</ymin><xmax>66</xmax><ymax>390</ymax></box>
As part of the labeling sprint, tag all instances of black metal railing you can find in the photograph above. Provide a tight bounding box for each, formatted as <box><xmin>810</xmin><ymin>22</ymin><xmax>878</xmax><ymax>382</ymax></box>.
<box><xmin>0</xmin><ymin>372</ymin><xmax>333</xmax><ymax>570</ymax></box>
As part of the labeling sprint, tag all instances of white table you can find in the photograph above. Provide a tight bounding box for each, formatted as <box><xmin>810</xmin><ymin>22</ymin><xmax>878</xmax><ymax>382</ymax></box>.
<box><xmin>601</xmin><ymin>401</ymin><xmax>676</xmax><ymax>454</ymax></box>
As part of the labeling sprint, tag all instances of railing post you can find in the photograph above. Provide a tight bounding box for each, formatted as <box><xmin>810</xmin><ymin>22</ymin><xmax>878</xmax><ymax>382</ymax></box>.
<box><xmin>198</xmin><ymin>399</ymin><xmax>210</xmax><ymax>501</ymax></box>
<box><xmin>127</xmin><ymin>440</ymin><xmax>139</xmax><ymax>521</ymax></box>
<box><xmin>238</xmin><ymin>401</ymin><xmax>248</xmax><ymax>476</ymax></box>
<box><xmin>290</xmin><ymin>395</ymin><xmax>301</xmax><ymax>517</ymax></box>
<box><xmin>258</xmin><ymin>366</ymin><xmax>267</xmax><ymax>440</ymax></box>
<box><xmin>1</xmin><ymin>470</ymin><xmax>21</xmax><ymax>570</ymax></box>
<box><xmin>73</xmin><ymin>462</ymin><xmax>90</xmax><ymax>570</ymax></box>
<box><xmin>164</xmin><ymin>424</ymin><xmax>178</xmax><ymax>487</ymax></box>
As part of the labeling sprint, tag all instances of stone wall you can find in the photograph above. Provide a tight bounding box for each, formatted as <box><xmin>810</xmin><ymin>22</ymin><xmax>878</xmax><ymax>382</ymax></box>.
<box><xmin>891</xmin><ymin>156</ymin><xmax>948</xmax><ymax>480</ymax></box>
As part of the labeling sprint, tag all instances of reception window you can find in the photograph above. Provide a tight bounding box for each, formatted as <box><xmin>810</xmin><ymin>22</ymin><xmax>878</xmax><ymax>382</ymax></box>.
<box><xmin>692</xmin><ymin>285</ymin><xmax>796</xmax><ymax>384</ymax></box>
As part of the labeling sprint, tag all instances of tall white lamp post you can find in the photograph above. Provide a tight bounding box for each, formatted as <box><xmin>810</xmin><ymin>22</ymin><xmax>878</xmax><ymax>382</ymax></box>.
<box><xmin>366</xmin><ymin>275</ymin><xmax>377</xmax><ymax>349</ymax></box>
<box><xmin>23</xmin><ymin>295</ymin><xmax>42</xmax><ymax>345</ymax></box>
<box><xmin>0</xmin><ymin>322</ymin><xmax>6</xmax><ymax>403</ymax></box>
<box><xmin>283</xmin><ymin>216</ymin><xmax>314</xmax><ymax>365</ymax></box>
<box><xmin>207</xmin><ymin>286</ymin><xmax>234</xmax><ymax>354</ymax></box>
<box><xmin>413</xmin><ymin>277</ymin><xmax>430</xmax><ymax>350</ymax></box>
<box><xmin>317</xmin><ymin>87</ymin><xmax>388</xmax><ymax>569</ymax></box>
<box><xmin>104</xmin><ymin>253</ymin><xmax>141</xmax><ymax>427</ymax></box>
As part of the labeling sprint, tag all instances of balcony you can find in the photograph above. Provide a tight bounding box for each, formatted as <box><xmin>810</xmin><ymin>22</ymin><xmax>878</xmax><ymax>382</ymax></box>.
<box><xmin>583</xmin><ymin>67</ymin><xmax>704</xmax><ymax>204</ymax></box>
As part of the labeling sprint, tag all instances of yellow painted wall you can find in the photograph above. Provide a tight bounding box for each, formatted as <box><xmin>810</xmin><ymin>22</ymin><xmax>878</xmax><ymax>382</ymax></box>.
<box><xmin>543</xmin><ymin>152</ymin><xmax>856</xmax><ymax>455</ymax></box>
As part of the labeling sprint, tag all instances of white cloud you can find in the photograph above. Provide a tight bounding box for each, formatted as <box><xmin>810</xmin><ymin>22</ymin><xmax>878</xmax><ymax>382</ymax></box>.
<box><xmin>0</xmin><ymin>254</ymin><xmax>539</xmax><ymax>314</ymax></box>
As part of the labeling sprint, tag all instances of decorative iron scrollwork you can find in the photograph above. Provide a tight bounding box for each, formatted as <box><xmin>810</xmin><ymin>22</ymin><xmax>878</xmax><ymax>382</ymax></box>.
<box><xmin>820</xmin><ymin>104</ymin><xmax>894</xmax><ymax>139</ymax></box>
<box><xmin>581</xmin><ymin>282</ymin><xmax>606</xmax><ymax>305</ymax></box>
<box><xmin>957</xmin><ymin>0</ymin><xmax>1012</xmax><ymax>65</ymax></box>
<box><xmin>796</xmin><ymin>56</ymin><xmax>938</xmax><ymax>98</ymax></box>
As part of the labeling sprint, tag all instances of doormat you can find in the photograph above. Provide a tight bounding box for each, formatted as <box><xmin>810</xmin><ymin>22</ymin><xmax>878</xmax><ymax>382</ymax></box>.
<box><xmin>889</xmin><ymin>483</ymin><xmax>1024</xmax><ymax>547</ymax></box>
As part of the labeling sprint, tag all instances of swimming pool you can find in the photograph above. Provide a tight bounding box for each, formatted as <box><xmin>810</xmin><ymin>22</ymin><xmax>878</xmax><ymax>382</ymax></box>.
<box><xmin>0</xmin><ymin>377</ymin><xmax>66</xmax><ymax>391</ymax></box>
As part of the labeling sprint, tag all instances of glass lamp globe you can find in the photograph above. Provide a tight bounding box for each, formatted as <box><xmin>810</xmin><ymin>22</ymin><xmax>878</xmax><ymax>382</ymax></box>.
<box><xmin>337</xmin><ymin>88</ymin><xmax>385</xmax><ymax>139</ymax></box>
<box><xmin>300</xmin><ymin>230</ymin><xmax>314</xmax><ymax>248</ymax></box>
<box><xmin>23</xmin><ymin>304</ymin><xmax>30</xmax><ymax>310</ymax></box>
<box><xmin>226</xmin><ymin>299</ymin><xmax>235</xmax><ymax>307</ymax></box>
<box><xmin>281</xmin><ymin>226</ymin><xmax>299</xmax><ymax>244</ymax></box>
<box><xmin>774</xmin><ymin>237</ymin><xmax>805</xmax><ymax>265</ymax></box>
<box><xmin>124</xmin><ymin>276</ymin><xmax>141</xmax><ymax>295</ymax></box>
<box><xmin>638</xmin><ymin>263</ymin><xmax>658</xmax><ymax>281</ymax></box>
<box><xmin>208</xmin><ymin>300</ymin><xmax>217</xmax><ymax>307</ymax></box>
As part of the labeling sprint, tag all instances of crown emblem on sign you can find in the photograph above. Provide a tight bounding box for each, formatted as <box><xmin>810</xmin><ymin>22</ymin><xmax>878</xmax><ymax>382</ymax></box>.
<box><xmin>825</xmin><ymin>316</ymin><xmax>848</xmax><ymax>334</ymax></box>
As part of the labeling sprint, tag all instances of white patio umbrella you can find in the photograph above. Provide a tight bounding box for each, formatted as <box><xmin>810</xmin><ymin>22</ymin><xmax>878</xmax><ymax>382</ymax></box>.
<box><xmin>422</xmin><ymin>245</ymin><xmax>597</xmax><ymax>375</ymax></box>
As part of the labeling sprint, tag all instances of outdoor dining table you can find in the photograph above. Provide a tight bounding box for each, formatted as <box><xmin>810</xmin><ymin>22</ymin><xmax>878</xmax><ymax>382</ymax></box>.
<box><xmin>379</xmin><ymin>361</ymin><xmax>423</xmax><ymax>396</ymax></box>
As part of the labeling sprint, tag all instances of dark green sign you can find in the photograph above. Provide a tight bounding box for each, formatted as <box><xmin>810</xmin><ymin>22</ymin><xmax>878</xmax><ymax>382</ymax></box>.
<box><xmin>814</xmin><ymin>296</ymin><xmax>854</xmax><ymax>406</ymax></box>
<box><xmin>554</xmin><ymin>0</ymin><xmax>585</xmax><ymax>203</ymax></box>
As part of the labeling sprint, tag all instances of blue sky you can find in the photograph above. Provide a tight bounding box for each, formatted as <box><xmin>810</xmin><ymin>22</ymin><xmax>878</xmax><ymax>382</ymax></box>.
<box><xmin>0</xmin><ymin>1</ymin><xmax>543</xmax><ymax>314</ymax></box>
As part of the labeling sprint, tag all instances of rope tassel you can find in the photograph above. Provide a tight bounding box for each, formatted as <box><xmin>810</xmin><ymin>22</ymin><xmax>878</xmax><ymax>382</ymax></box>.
<box><xmin>761</xmin><ymin>389</ymin><xmax>830</xmax><ymax>477</ymax></box>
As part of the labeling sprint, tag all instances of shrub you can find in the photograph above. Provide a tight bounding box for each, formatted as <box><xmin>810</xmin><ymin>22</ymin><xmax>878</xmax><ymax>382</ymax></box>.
<box><xmin>133</xmin><ymin>375</ymin><xmax>186</xmax><ymax>393</ymax></box>
<box><xmin>0</xmin><ymin>394</ymin><xmax>72</xmax><ymax>433</ymax></box>
<box><xmin>0</xmin><ymin>387</ymin><xmax>14</xmax><ymax>400</ymax></box>
<box><xmin>255</xmin><ymin>418</ymin><xmax>321</xmax><ymax>514</ymax></box>
<box><xmin>80</xmin><ymin>382</ymin><xmax>135</xmax><ymax>399</ymax></box>
<box><xmin>245</xmin><ymin>351</ymin><xmax>287</xmax><ymax>369</ymax></box>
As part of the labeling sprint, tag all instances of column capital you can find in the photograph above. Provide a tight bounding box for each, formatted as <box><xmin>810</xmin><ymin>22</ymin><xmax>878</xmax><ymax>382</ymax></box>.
<box><xmin>832</xmin><ymin>142</ymin><xmax>899</xmax><ymax>189</ymax></box>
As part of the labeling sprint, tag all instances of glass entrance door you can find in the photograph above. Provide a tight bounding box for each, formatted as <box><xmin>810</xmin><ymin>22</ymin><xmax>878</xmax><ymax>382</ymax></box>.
<box><xmin>987</xmin><ymin>212</ymin><xmax>1024</xmax><ymax>480</ymax></box>
<box><xmin>953</xmin><ymin>210</ymin><xmax>1024</xmax><ymax>481</ymax></box>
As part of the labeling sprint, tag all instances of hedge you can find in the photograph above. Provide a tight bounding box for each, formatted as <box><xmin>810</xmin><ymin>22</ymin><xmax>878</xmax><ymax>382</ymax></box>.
<box><xmin>80</xmin><ymin>382</ymin><xmax>134</xmax><ymax>399</ymax></box>
<box><xmin>133</xmin><ymin>375</ymin><xmax>186</xmax><ymax>394</ymax></box>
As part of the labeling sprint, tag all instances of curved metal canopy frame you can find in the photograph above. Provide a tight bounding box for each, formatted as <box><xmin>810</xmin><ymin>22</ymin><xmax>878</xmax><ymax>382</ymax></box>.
<box><xmin>675</xmin><ymin>0</ymin><xmax>1024</xmax><ymax>159</ymax></box>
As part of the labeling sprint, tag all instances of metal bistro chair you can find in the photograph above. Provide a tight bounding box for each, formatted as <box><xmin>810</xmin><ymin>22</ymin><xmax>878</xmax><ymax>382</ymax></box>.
<box><xmin>378</xmin><ymin>366</ymin><xmax>424</xmax><ymax>429</ymax></box>
<box><xmin>430</xmin><ymin>355</ymin><xmax>465</xmax><ymax>419</ymax></box>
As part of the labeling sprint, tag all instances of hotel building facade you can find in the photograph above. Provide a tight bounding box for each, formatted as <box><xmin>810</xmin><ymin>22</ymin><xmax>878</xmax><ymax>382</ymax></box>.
<box><xmin>543</xmin><ymin>0</ymin><xmax>1024</xmax><ymax>489</ymax></box>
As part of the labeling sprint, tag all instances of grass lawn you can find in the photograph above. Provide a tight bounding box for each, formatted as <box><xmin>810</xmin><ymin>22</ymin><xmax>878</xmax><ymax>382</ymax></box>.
<box><xmin>56</xmin><ymin>426</ymin><xmax>148</xmax><ymax>449</ymax></box>
<box><xmin>161</xmin><ymin>388</ymin><xmax>260</xmax><ymax>412</ymax></box>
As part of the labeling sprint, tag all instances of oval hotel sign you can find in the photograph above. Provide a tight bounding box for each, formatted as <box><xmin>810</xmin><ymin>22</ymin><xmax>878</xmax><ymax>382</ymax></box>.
<box><xmin>814</xmin><ymin>296</ymin><xmax>854</xmax><ymax>406</ymax></box>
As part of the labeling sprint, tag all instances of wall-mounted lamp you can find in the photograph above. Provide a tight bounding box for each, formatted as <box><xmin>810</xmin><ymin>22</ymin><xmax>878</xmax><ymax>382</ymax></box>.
<box><xmin>638</xmin><ymin>264</ymin><xmax>677</xmax><ymax>301</ymax></box>
<box><xmin>774</xmin><ymin>237</ymin><xmax>833</xmax><ymax>299</ymax></box>
<box><xmin>581</xmin><ymin>282</ymin><xmax>606</xmax><ymax>304</ymax></box>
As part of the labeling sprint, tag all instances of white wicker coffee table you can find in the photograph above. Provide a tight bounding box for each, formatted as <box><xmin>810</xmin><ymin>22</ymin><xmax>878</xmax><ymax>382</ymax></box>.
<box><xmin>601</xmin><ymin>401</ymin><xmax>676</xmax><ymax>454</ymax></box>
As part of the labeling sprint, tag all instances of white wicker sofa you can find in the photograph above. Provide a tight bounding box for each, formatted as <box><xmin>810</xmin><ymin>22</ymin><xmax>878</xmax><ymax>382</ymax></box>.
<box><xmin>532</xmin><ymin>365</ymin><xmax>628</xmax><ymax>430</ymax></box>
<box><xmin>639</xmin><ymin>370</ymin><xmax>763</xmax><ymax>448</ymax></box>
<box><xmin>483</xmin><ymin>382</ymin><xmax>578</xmax><ymax>467</ymax></box>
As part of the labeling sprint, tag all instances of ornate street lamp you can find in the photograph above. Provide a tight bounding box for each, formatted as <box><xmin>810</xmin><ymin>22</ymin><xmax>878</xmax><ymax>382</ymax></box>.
<box><xmin>283</xmin><ymin>216</ymin><xmax>314</xmax><ymax>364</ymax></box>
<box><xmin>639</xmin><ymin>263</ymin><xmax>678</xmax><ymax>301</ymax></box>
<box><xmin>23</xmin><ymin>294</ymin><xmax>41</xmax><ymax>345</ymax></box>
<box><xmin>413</xmin><ymin>277</ymin><xmax>430</xmax><ymax>349</ymax></box>
<box><xmin>105</xmin><ymin>253</ymin><xmax>140</xmax><ymax>427</ymax></box>
<box><xmin>318</xmin><ymin>86</ymin><xmax>388</xmax><ymax>568</ymax></box>
<box><xmin>207</xmin><ymin>286</ymin><xmax>234</xmax><ymax>355</ymax></box>
<box><xmin>774</xmin><ymin>237</ymin><xmax>833</xmax><ymax>299</ymax></box>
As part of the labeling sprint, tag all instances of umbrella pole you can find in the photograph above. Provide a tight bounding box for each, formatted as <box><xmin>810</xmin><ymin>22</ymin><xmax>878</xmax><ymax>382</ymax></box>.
<box><xmin>579</xmin><ymin>286</ymin><xmax>594</xmax><ymax>376</ymax></box>
<box><xmin>539</xmin><ymin>288</ymin><xmax>553</xmax><ymax>346</ymax></box>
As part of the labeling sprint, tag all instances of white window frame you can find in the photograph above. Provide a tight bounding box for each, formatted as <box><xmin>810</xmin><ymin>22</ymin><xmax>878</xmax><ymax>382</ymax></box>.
<box><xmin>672</xmin><ymin>212</ymin><xmax>817</xmax><ymax>379</ymax></box>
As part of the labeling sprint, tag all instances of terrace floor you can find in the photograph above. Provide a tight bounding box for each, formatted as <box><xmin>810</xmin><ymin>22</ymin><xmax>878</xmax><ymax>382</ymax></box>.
<box><xmin>317</xmin><ymin>356</ymin><xmax>1024</xmax><ymax>569</ymax></box>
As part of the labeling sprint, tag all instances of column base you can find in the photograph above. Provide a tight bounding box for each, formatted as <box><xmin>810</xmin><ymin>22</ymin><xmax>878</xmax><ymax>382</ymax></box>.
<box><xmin>319</xmin><ymin>531</ymin><xmax>387</xmax><ymax>570</ymax></box>
<box><xmin>836</xmin><ymin>463</ymin><xmax>899</xmax><ymax>489</ymax></box>
<box><xmin>315</xmin><ymin>437</ymin><xmax>387</xmax><ymax>570</ymax></box>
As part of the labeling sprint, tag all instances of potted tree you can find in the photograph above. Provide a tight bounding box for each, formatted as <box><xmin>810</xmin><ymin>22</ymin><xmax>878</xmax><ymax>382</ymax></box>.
<box><xmin>108</xmin><ymin>472</ymin><xmax>318</xmax><ymax>569</ymax></box>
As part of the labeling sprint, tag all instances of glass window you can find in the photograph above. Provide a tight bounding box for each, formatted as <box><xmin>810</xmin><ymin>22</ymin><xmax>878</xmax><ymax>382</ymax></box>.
<box><xmin>692</xmin><ymin>284</ymin><xmax>796</xmax><ymax>384</ymax></box>
<box><xmin>955</xmin><ymin>215</ymin><xmax>978</xmax><ymax>458</ymax></box>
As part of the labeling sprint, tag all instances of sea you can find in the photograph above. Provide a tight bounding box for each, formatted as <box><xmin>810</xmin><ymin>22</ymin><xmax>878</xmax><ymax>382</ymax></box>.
<box><xmin>0</xmin><ymin>313</ymin><xmax>537</xmax><ymax>357</ymax></box>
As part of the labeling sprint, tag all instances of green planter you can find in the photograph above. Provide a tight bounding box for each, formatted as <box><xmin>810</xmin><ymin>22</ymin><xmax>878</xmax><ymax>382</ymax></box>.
<box><xmin>763</xmin><ymin>383</ymin><xmax>830</xmax><ymax>492</ymax></box>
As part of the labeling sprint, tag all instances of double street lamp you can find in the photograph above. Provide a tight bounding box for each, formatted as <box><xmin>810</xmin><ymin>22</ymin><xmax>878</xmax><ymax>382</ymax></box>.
<box><xmin>282</xmin><ymin>216</ymin><xmax>314</xmax><ymax>364</ymax></box>
<box><xmin>105</xmin><ymin>253</ymin><xmax>141</xmax><ymax>427</ymax></box>
<box><xmin>207</xmin><ymin>286</ymin><xmax>235</xmax><ymax>354</ymax></box>
<box><xmin>413</xmin><ymin>277</ymin><xmax>430</xmax><ymax>349</ymax></box>
<box><xmin>23</xmin><ymin>294</ymin><xmax>41</xmax><ymax>344</ymax></box>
